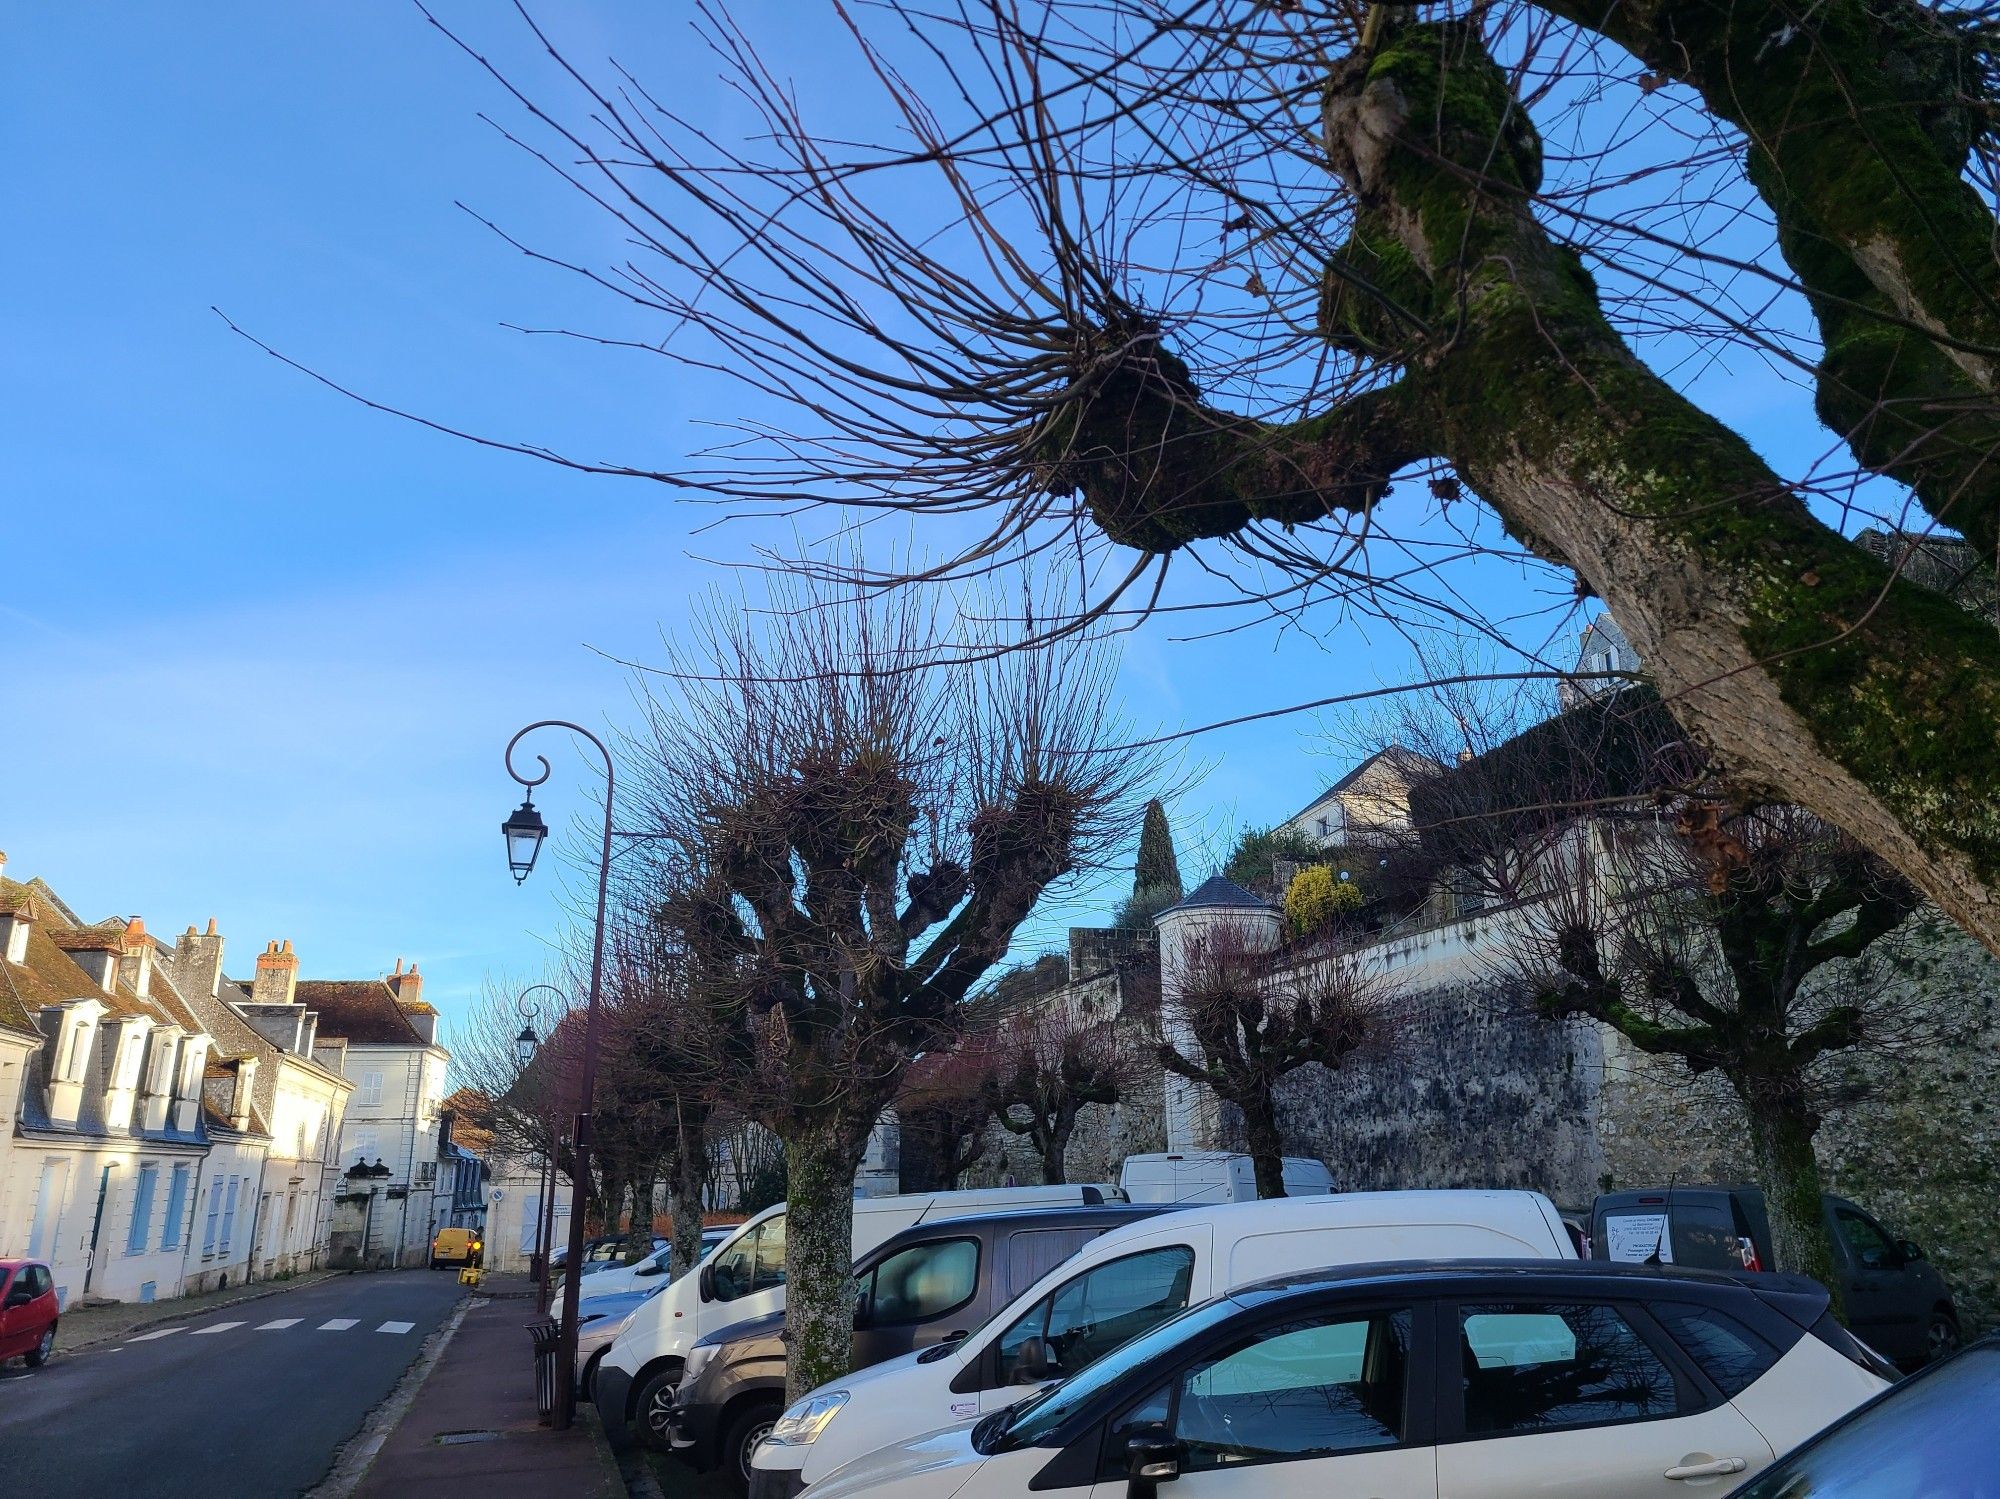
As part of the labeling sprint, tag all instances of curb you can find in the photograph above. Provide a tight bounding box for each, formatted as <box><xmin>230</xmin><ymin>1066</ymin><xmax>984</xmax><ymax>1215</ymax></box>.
<box><xmin>582</xmin><ymin>1401</ymin><xmax>642</xmax><ymax>1499</ymax></box>
<box><xmin>61</xmin><ymin>1269</ymin><xmax>355</xmax><ymax>1355</ymax></box>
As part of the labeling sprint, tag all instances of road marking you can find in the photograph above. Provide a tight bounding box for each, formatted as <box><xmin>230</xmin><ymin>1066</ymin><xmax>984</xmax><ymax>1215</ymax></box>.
<box><xmin>318</xmin><ymin>1318</ymin><xmax>359</xmax><ymax>1331</ymax></box>
<box><xmin>257</xmin><ymin>1318</ymin><xmax>301</xmax><ymax>1330</ymax></box>
<box><xmin>128</xmin><ymin>1327</ymin><xmax>184</xmax><ymax>1342</ymax></box>
<box><xmin>377</xmin><ymin>1320</ymin><xmax>416</xmax><ymax>1334</ymax></box>
<box><xmin>192</xmin><ymin>1321</ymin><xmax>245</xmax><ymax>1335</ymax></box>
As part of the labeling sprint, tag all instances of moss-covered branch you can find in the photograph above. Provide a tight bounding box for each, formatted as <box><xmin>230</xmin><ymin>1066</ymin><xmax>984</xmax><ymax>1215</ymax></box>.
<box><xmin>1533</xmin><ymin>0</ymin><xmax>2000</xmax><ymax>558</ymax></box>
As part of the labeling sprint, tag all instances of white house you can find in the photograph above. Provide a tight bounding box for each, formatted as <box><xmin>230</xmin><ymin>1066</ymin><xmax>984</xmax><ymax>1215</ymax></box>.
<box><xmin>1274</xmin><ymin>746</ymin><xmax>1441</xmax><ymax>850</ymax></box>
<box><xmin>284</xmin><ymin>956</ymin><xmax>450</xmax><ymax>1268</ymax></box>
<box><xmin>0</xmin><ymin>866</ymin><xmax>245</xmax><ymax>1309</ymax></box>
<box><xmin>159</xmin><ymin>926</ymin><xmax>354</xmax><ymax>1280</ymax></box>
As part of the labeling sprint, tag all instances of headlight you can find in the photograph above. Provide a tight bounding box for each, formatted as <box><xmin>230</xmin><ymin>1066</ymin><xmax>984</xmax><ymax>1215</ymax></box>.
<box><xmin>681</xmin><ymin>1342</ymin><xmax>719</xmax><ymax>1385</ymax></box>
<box><xmin>765</xmin><ymin>1390</ymin><xmax>849</xmax><ymax>1447</ymax></box>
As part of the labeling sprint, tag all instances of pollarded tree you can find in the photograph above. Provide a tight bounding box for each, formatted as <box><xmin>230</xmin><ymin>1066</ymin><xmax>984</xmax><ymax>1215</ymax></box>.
<box><xmin>982</xmin><ymin>1001</ymin><xmax>1129</xmax><ymax>1185</ymax></box>
<box><xmin>1520</xmin><ymin>806</ymin><xmax>1924</xmax><ymax>1305</ymax></box>
<box><xmin>1156</xmin><ymin>920</ymin><xmax>1390</xmax><ymax>1199</ymax></box>
<box><xmin>622</xmin><ymin>585</ymin><xmax>1160</xmax><ymax>1398</ymax></box>
<box><xmin>896</xmin><ymin>1041</ymin><xmax>999</xmax><ymax>1191</ymax></box>
<box><xmin>406</xmin><ymin>3</ymin><xmax>2000</xmax><ymax>953</ymax></box>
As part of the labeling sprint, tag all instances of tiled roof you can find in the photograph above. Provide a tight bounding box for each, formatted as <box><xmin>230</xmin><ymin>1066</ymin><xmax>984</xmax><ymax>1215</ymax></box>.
<box><xmin>1166</xmin><ymin>875</ymin><xmax>1273</xmax><ymax>912</ymax></box>
<box><xmin>296</xmin><ymin>980</ymin><xmax>427</xmax><ymax>1046</ymax></box>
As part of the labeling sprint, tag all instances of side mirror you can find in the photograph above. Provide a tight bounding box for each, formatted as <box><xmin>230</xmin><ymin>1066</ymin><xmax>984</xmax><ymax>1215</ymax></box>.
<box><xmin>1900</xmin><ymin>1239</ymin><xmax>1925</xmax><ymax>1262</ymax></box>
<box><xmin>853</xmin><ymin>1290</ymin><xmax>872</xmax><ymax>1328</ymax></box>
<box><xmin>1126</xmin><ymin>1430</ymin><xmax>1183</xmax><ymax>1491</ymax></box>
<box><xmin>699</xmin><ymin>1262</ymin><xmax>717</xmax><ymax>1301</ymax></box>
<box><xmin>636</xmin><ymin>1261</ymin><xmax>663</xmax><ymax>1278</ymax></box>
<box><xmin>1009</xmin><ymin>1336</ymin><xmax>1059</xmax><ymax>1385</ymax></box>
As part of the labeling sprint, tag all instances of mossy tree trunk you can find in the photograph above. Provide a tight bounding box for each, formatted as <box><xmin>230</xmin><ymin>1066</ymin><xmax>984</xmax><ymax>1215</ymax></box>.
<box><xmin>783</xmin><ymin>1118</ymin><xmax>865</xmax><ymax>1402</ymax></box>
<box><xmin>1241</xmin><ymin>1097</ymin><xmax>1289</xmax><ymax>1201</ymax></box>
<box><xmin>1739</xmin><ymin>1079</ymin><xmax>1846</xmax><ymax>1317</ymax></box>
<box><xmin>667</xmin><ymin>1111</ymin><xmax>709</xmax><ymax>1280</ymax></box>
<box><xmin>1062</xmin><ymin>20</ymin><xmax>2000</xmax><ymax>955</ymax></box>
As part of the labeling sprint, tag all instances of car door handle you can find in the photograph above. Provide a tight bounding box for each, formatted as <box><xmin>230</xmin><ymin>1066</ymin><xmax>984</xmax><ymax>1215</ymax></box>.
<box><xmin>1665</xmin><ymin>1458</ymin><xmax>1747</xmax><ymax>1480</ymax></box>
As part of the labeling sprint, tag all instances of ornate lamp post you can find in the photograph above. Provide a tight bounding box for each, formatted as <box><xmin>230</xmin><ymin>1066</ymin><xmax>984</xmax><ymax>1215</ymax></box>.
<box><xmin>502</xmin><ymin>722</ymin><xmax>615</xmax><ymax>1430</ymax></box>
<box><xmin>512</xmin><ymin>982</ymin><xmax>571</xmax><ymax>1317</ymax></box>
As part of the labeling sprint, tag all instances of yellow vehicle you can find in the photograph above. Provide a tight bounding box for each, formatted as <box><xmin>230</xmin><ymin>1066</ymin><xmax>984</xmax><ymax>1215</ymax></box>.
<box><xmin>430</xmin><ymin>1226</ymin><xmax>483</xmax><ymax>1270</ymax></box>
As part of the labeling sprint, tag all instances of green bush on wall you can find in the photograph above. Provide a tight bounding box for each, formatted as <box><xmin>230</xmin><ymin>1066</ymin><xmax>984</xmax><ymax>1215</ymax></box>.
<box><xmin>1285</xmin><ymin>864</ymin><xmax>1363</xmax><ymax>936</ymax></box>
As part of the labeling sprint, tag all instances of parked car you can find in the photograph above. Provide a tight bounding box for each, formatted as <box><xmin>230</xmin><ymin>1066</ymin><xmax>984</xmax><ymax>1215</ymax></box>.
<box><xmin>577</xmin><ymin>1286</ymin><xmax>668</xmax><ymax>1398</ymax></box>
<box><xmin>751</xmin><ymin>1188</ymin><xmax>1579</xmax><ymax>1497</ymax></box>
<box><xmin>1726</xmin><ymin>1335</ymin><xmax>1999</xmax><ymax>1497</ymax></box>
<box><xmin>1592</xmin><ymin>1187</ymin><xmax>1959</xmax><ymax>1366</ymax></box>
<box><xmin>0</xmin><ymin>1260</ymin><xmax>60</xmax><ymax>1369</ymax></box>
<box><xmin>671</xmin><ymin>1203</ymin><xmax>1173</xmax><ymax>1492</ymax></box>
<box><xmin>429</xmin><ymin>1226</ymin><xmax>484</xmax><ymax>1270</ymax></box>
<box><xmin>593</xmin><ymin>1184</ymin><xmax>1127</xmax><ymax>1452</ymax></box>
<box><xmin>583</xmin><ymin>1226</ymin><xmax>739</xmax><ymax>1303</ymax></box>
<box><xmin>1119</xmin><ymin>1152</ymin><xmax>1335</xmax><ymax>1204</ymax></box>
<box><xmin>799</xmin><ymin>1260</ymin><xmax>1892</xmax><ymax>1499</ymax></box>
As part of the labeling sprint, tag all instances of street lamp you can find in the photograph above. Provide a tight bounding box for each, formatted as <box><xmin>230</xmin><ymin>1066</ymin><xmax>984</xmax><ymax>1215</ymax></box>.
<box><xmin>502</xmin><ymin>723</ymin><xmax>615</xmax><ymax>1431</ymax></box>
<box><xmin>502</xmin><ymin>797</ymin><xmax>549</xmax><ymax>883</ymax></box>
<box><xmin>513</xmin><ymin>982</ymin><xmax>568</xmax><ymax>1319</ymax></box>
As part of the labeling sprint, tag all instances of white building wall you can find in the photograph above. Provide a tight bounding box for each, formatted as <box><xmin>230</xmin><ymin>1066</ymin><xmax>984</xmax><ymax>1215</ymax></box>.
<box><xmin>328</xmin><ymin>1042</ymin><xmax>446</xmax><ymax>1266</ymax></box>
<box><xmin>485</xmin><ymin>1151</ymin><xmax>571</xmax><ymax>1275</ymax></box>
<box><xmin>253</xmin><ymin>1058</ymin><xmax>352</xmax><ymax>1276</ymax></box>
<box><xmin>181</xmin><ymin>1133</ymin><xmax>267</xmax><ymax>1294</ymax></box>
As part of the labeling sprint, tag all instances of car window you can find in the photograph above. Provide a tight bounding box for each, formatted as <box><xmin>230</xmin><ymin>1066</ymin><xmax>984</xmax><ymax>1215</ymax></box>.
<box><xmin>1651</xmin><ymin>1302</ymin><xmax>1782</xmax><ymax>1397</ymax></box>
<box><xmin>865</xmin><ymin>1238</ymin><xmax>978</xmax><ymax>1324</ymax></box>
<box><xmin>1176</xmin><ymin>1311</ymin><xmax>1412</xmax><ymax>1471</ymax></box>
<box><xmin>1731</xmin><ymin>1345</ymin><xmax>2000</xmax><ymax>1498</ymax></box>
<box><xmin>1459</xmin><ymin>1303</ymin><xmax>1680</xmax><ymax>1436</ymax></box>
<box><xmin>996</xmin><ymin>1245</ymin><xmax>1195</xmax><ymax>1384</ymax></box>
<box><xmin>999</xmin><ymin>1228</ymin><xmax>1102</xmax><ymax>1303</ymax></box>
<box><xmin>710</xmin><ymin>1218</ymin><xmax>786</xmax><ymax>1302</ymax></box>
<box><xmin>26</xmin><ymin>1267</ymin><xmax>50</xmax><ymax>1298</ymax></box>
<box><xmin>1836</xmin><ymin>1210</ymin><xmax>1895</xmax><ymax>1268</ymax></box>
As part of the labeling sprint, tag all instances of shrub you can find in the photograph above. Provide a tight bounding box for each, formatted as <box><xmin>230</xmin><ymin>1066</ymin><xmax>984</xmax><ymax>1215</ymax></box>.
<box><xmin>1285</xmin><ymin>864</ymin><xmax>1362</xmax><ymax>935</ymax></box>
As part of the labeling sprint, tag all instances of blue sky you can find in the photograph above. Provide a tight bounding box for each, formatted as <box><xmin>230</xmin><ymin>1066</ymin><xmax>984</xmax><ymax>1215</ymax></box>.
<box><xmin>2</xmin><ymin>3</ymin><xmax>1824</xmax><ymax>1041</ymax></box>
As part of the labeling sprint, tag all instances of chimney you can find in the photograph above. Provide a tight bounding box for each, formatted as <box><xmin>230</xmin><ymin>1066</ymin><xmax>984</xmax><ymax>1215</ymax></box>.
<box><xmin>117</xmin><ymin>918</ymin><xmax>154</xmax><ymax>998</ymax></box>
<box><xmin>230</xmin><ymin>1056</ymin><xmax>259</xmax><ymax>1130</ymax></box>
<box><xmin>52</xmin><ymin>930</ymin><xmax>121</xmax><ymax>992</ymax></box>
<box><xmin>253</xmin><ymin>939</ymin><xmax>299</xmax><ymax>1005</ymax></box>
<box><xmin>387</xmin><ymin>959</ymin><xmax>424</xmax><ymax>1009</ymax></box>
<box><xmin>174</xmin><ymin>918</ymin><xmax>226</xmax><ymax>1000</ymax></box>
<box><xmin>0</xmin><ymin>894</ymin><xmax>33</xmax><ymax>967</ymax></box>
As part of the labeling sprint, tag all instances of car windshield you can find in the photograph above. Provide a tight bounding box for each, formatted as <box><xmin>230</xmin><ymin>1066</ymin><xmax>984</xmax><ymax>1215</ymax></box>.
<box><xmin>1732</xmin><ymin>1344</ymin><xmax>2000</xmax><ymax>1498</ymax></box>
<box><xmin>985</xmin><ymin>1297</ymin><xmax>1242</xmax><ymax>1453</ymax></box>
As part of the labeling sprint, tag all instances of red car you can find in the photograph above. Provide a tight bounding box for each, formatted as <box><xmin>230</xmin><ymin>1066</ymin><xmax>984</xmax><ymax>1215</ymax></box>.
<box><xmin>0</xmin><ymin>1259</ymin><xmax>59</xmax><ymax>1368</ymax></box>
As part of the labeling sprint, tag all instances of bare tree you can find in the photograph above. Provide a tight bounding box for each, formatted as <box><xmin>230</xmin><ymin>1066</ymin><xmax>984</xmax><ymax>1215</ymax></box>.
<box><xmin>1518</xmin><ymin>806</ymin><xmax>1925</xmax><ymax>1305</ymax></box>
<box><xmin>619</xmin><ymin>582</ymin><xmax>1163</xmax><ymax>1397</ymax></box>
<box><xmin>896</xmin><ymin>1041</ymin><xmax>999</xmax><ymax>1191</ymax></box>
<box><xmin>1156</xmin><ymin>919</ymin><xmax>1391</xmax><ymax>1199</ymax></box>
<box><xmin>381</xmin><ymin>2</ymin><xmax>2000</xmax><ymax>954</ymax></box>
<box><xmin>983</xmin><ymin>1000</ymin><xmax>1129</xmax><ymax>1185</ymax></box>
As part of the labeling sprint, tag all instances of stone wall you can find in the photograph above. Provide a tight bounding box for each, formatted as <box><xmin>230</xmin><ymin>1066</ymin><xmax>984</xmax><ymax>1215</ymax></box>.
<box><xmin>1266</xmin><ymin>984</ymin><xmax>1607</xmax><ymax>1210</ymax></box>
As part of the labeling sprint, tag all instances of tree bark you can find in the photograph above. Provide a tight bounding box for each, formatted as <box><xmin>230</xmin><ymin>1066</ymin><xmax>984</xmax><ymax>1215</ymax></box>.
<box><xmin>1241</xmin><ymin>1096</ymin><xmax>1289</xmax><ymax>1200</ymax></box>
<box><xmin>782</xmin><ymin>1121</ymin><xmax>863</xmax><ymax>1402</ymax></box>
<box><xmin>668</xmin><ymin>1117</ymin><xmax>708</xmax><ymax>1280</ymax></box>
<box><xmin>1740</xmin><ymin>1083</ymin><xmax>1846</xmax><ymax>1319</ymax></box>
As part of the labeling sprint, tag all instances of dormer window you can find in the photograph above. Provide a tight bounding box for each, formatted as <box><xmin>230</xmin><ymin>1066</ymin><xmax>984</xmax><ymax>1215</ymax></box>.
<box><xmin>61</xmin><ymin>1018</ymin><xmax>94</xmax><ymax>1082</ymax></box>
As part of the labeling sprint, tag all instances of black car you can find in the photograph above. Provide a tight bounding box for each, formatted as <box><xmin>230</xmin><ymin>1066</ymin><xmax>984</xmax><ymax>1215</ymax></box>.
<box><xmin>670</xmin><ymin>1202</ymin><xmax>1174</xmax><ymax>1493</ymax></box>
<box><xmin>1726</xmin><ymin>1336</ymin><xmax>2000</xmax><ymax>1497</ymax></box>
<box><xmin>1592</xmin><ymin>1187</ymin><xmax>1959</xmax><ymax>1367</ymax></box>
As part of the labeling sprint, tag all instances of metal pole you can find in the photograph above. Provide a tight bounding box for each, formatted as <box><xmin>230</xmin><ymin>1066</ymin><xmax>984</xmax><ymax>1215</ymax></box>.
<box><xmin>506</xmin><ymin>721</ymin><xmax>615</xmax><ymax>1431</ymax></box>
<box><xmin>514</xmin><ymin>983</ymin><xmax>568</xmax><ymax>1314</ymax></box>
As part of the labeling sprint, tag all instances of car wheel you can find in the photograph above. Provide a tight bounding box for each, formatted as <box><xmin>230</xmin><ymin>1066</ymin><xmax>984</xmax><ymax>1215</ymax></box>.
<box><xmin>1927</xmin><ymin>1310</ymin><xmax>1961</xmax><ymax>1363</ymax></box>
<box><xmin>25</xmin><ymin>1326</ymin><xmax>55</xmax><ymax>1368</ymax></box>
<box><xmin>633</xmin><ymin>1368</ymin><xmax>681</xmax><ymax>1452</ymax></box>
<box><xmin>723</xmin><ymin>1402</ymin><xmax>782</xmax><ymax>1497</ymax></box>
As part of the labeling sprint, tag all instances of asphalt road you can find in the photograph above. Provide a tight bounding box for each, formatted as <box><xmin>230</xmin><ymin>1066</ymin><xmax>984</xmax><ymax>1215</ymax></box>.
<box><xmin>0</xmin><ymin>1270</ymin><xmax>466</xmax><ymax>1499</ymax></box>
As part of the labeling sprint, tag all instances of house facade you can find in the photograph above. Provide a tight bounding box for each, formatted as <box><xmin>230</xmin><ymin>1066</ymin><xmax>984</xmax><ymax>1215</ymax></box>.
<box><xmin>1274</xmin><ymin>746</ymin><xmax>1441</xmax><ymax>851</ymax></box>
<box><xmin>291</xmin><ymin>959</ymin><xmax>450</xmax><ymax>1268</ymax></box>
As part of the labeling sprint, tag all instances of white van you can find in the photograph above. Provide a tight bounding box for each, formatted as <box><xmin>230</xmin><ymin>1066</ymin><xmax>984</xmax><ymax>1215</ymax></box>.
<box><xmin>1118</xmin><ymin>1151</ymin><xmax>1335</xmax><ymax>1204</ymax></box>
<box><xmin>592</xmin><ymin>1183</ymin><xmax>1122</xmax><ymax>1447</ymax></box>
<box><xmin>749</xmin><ymin>1189</ymin><xmax>1575</xmax><ymax>1495</ymax></box>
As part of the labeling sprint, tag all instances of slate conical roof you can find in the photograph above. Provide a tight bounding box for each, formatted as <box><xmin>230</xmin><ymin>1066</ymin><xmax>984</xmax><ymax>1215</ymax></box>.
<box><xmin>1163</xmin><ymin>875</ymin><xmax>1272</xmax><ymax>914</ymax></box>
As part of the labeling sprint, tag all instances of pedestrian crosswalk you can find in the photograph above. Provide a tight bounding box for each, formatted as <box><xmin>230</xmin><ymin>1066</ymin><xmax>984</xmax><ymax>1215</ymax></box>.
<box><xmin>117</xmin><ymin>1315</ymin><xmax>421</xmax><ymax>1346</ymax></box>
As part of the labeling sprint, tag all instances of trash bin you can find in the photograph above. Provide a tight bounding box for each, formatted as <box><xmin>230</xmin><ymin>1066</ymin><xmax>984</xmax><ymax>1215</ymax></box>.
<box><xmin>528</xmin><ymin>1315</ymin><xmax>562</xmax><ymax>1425</ymax></box>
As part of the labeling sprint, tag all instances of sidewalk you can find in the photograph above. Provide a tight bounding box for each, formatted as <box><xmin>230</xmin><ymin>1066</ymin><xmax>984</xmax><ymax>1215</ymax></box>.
<box><xmin>60</xmin><ymin>1269</ymin><xmax>346</xmax><ymax>1353</ymax></box>
<box><xmin>352</xmin><ymin>1274</ymin><xmax>624</xmax><ymax>1499</ymax></box>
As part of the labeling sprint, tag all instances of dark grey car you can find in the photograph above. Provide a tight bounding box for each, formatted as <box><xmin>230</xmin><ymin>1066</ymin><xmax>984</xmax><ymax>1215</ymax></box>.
<box><xmin>1592</xmin><ymin>1187</ymin><xmax>1959</xmax><ymax>1367</ymax></box>
<box><xmin>668</xmin><ymin>1202</ymin><xmax>1174</xmax><ymax>1494</ymax></box>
